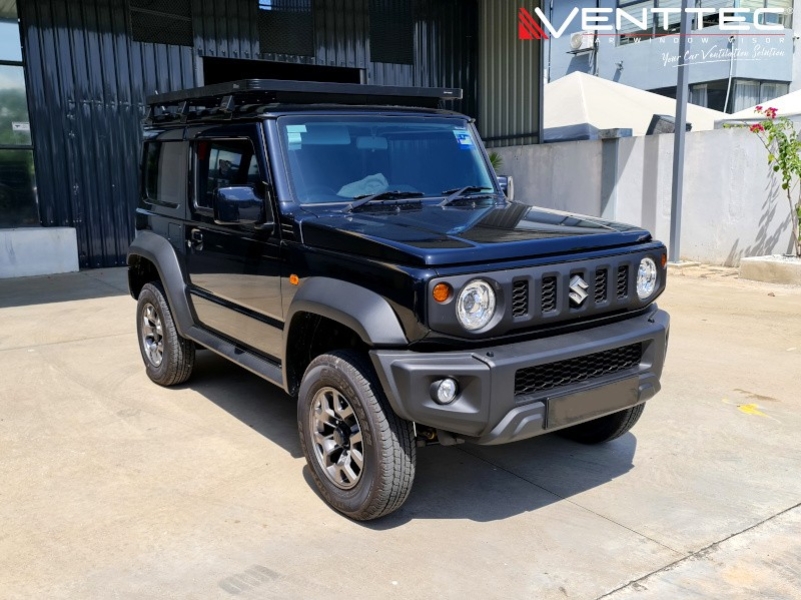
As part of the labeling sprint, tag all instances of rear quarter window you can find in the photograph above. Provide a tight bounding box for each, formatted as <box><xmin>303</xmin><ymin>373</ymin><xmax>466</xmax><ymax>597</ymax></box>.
<box><xmin>142</xmin><ymin>141</ymin><xmax>187</xmax><ymax>208</ymax></box>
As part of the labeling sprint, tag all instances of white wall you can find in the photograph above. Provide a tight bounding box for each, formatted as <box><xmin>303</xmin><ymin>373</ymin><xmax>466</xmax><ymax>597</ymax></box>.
<box><xmin>0</xmin><ymin>228</ymin><xmax>80</xmax><ymax>278</ymax></box>
<box><xmin>494</xmin><ymin>128</ymin><xmax>794</xmax><ymax>266</ymax></box>
<box><xmin>495</xmin><ymin>139</ymin><xmax>603</xmax><ymax>216</ymax></box>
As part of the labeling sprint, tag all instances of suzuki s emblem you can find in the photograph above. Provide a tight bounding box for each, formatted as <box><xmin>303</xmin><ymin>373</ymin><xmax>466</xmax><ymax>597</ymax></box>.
<box><xmin>569</xmin><ymin>275</ymin><xmax>589</xmax><ymax>306</ymax></box>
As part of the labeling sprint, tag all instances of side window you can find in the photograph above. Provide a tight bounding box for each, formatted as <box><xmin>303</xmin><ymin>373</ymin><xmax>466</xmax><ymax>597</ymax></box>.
<box><xmin>142</xmin><ymin>141</ymin><xmax>186</xmax><ymax>207</ymax></box>
<box><xmin>194</xmin><ymin>138</ymin><xmax>262</xmax><ymax>211</ymax></box>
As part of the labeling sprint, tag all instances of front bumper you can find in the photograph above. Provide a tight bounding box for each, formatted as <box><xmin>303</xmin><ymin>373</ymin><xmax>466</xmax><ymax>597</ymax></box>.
<box><xmin>370</xmin><ymin>306</ymin><xmax>669</xmax><ymax>445</ymax></box>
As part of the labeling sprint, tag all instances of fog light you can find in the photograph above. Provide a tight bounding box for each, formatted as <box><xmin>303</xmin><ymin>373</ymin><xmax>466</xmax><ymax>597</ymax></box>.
<box><xmin>431</xmin><ymin>378</ymin><xmax>459</xmax><ymax>405</ymax></box>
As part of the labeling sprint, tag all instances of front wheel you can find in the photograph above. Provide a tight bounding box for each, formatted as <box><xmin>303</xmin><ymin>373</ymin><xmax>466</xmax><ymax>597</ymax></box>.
<box><xmin>558</xmin><ymin>404</ymin><xmax>645</xmax><ymax>444</ymax></box>
<box><xmin>297</xmin><ymin>350</ymin><xmax>416</xmax><ymax>520</ymax></box>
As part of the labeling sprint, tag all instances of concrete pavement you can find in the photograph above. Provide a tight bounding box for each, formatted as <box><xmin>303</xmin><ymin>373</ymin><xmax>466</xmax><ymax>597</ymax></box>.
<box><xmin>0</xmin><ymin>265</ymin><xmax>799</xmax><ymax>599</ymax></box>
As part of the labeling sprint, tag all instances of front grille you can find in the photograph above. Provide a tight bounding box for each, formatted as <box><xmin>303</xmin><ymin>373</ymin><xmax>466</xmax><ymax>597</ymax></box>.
<box><xmin>514</xmin><ymin>343</ymin><xmax>643</xmax><ymax>397</ymax></box>
<box><xmin>541</xmin><ymin>276</ymin><xmax>557</xmax><ymax>313</ymax></box>
<box><xmin>512</xmin><ymin>280</ymin><xmax>528</xmax><ymax>317</ymax></box>
<box><xmin>428</xmin><ymin>251</ymin><xmax>658</xmax><ymax>338</ymax></box>
<box><xmin>617</xmin><ymin>265</ymin><xmax>629</xmax><ymax>299</ymax></box>
<box><xmin>595</xmin><ymin>269</ymin><xmax>608</xmax><ymax>304</ymax></box>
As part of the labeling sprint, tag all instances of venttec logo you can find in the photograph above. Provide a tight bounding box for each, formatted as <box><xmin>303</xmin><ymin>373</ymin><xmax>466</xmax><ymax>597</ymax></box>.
<box><xmin>518</xmin><ymin>6</ymin><xmax>787</xmax><ymax>40</ymax></box>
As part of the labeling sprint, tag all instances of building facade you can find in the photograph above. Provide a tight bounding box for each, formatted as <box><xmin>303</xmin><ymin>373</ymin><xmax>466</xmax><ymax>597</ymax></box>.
<box><xmin>0</xmin><ymin>0</ymin><xmax>542</xmax><ymax>273</ymax></box>
<box><xmin>545</xmin><ymin>0</ymin><xmax>797</xmax><ymax>112</ymax></box>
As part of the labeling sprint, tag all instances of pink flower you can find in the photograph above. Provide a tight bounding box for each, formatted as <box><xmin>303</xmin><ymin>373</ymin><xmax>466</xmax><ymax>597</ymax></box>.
<box><xmin>750</xmin><ymin>123</ymin><xmax>765</xmax><ymax>133</ymax></box>
<box><xmin>766</xmin><ymin>107</ymin><xmax>778</xmax><ymax>119</ymax></box>
<box><xmin>756</xmin><ymin>105</ymin><xmax>763</xmax><ymax>111</ymax></box>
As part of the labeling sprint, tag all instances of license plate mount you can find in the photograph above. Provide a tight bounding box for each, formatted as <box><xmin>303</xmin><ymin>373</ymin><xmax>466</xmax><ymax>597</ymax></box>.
<box><xmin>547</xmin><ymin>377</ymin><xmax>639</xmax><ymax>430</ymax></box>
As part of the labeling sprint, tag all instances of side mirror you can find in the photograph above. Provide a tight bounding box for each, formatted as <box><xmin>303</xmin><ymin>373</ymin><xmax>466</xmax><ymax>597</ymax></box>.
<box><xmin>213</xmin><ymin>185</ymin><xmax>273</xmax><ymax>228</ymax></box>
<box><xmin>497</xmin><ymin>175</ymin><xmax>514</xmax><ymax>200</ymax></box>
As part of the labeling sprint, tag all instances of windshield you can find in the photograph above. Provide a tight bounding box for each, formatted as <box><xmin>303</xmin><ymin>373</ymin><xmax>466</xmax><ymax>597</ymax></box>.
<box><xmin>276</xmin><ymin>115</ymin><xmax>496</xmax><ymax>204</ymax></box>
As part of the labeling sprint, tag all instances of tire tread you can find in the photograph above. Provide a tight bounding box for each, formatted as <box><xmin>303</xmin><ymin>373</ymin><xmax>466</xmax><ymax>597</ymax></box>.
<box><xmin>137</xmin><ymin>282</ymin><xmax>195</xmax><ymax>387</ymax></box>
<box><xmin>298</xmin><ymin>350</ymin><xmax>416</xmax><ymax>520</ymax></box>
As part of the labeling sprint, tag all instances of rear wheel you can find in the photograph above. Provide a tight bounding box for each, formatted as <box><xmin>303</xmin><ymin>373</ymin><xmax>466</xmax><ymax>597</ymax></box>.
<box><xmin>558</xmin><ymin>404</ymin><xmax>645</xmax><ymax>444</ymax></box>
<box><xmin>136</xmin><ymin>282</ymin><xmax>195</xmax><ymax>386</ymax></box>
<box><xmin>297</xmin><ymin>350</ymin><xmax>416</xmax><ymax>520</ymax></box>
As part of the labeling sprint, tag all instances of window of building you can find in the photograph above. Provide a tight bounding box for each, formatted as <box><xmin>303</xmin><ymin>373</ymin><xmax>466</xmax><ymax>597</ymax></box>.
<box><xmin>689</xmin><ymin>80</ymin><xmax>729</xmax><ymax>112</ymax></box>
<box><xmin>0</xmin><ymin>1</ymin><xmax>38</xmax><ymax>229</ymax></box>
<box><xmin>0</xmin><ymin>17</ymin><xmax>22</xmax><ymax>62</ymax></box>
<box><xmin>731</xmin><ymin>80</ymin><xmax>789</xmax><ymax>112</ymax></box>
<box><xmin>258</xmin><ymin>0</ymin><xmax>315</xmax><ymax>57</ymax></box>
<box><xmin>741</xmin><ymin>0</ymin><xmax>793</xmax><ymax>27</ymax></box>
<box><xmin>127</xmin><ymin>0</ymin><xmax>193</xmax><ymax>47</ymax></box>
<box><xmin>617</xmin><ymin>0</ymin><xmax>792</xmax><ymax>45</ymax></box>
<box><xmin>688</xmin><ymin>79</ymin><xmax>788</xmax><ymax>112</ymax></box>
<box><xmin>369</xmin><ymin>0</ymin><xmax>414</xmax><ymax>65</ymax></box>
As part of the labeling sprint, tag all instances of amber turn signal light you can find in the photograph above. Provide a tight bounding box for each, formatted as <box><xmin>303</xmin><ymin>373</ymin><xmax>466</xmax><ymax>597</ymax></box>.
<box><xmin>289</xmin><ymin>274</ymin><xmax>300</xmax><ymax>286</ymax></box>
<box><xmin>661</xmin><ymin>253</ymin><xmax>667</xmax><ymax>268</ymax></box>
<box><xmin>432</xmin><ymin>282</ymin><xmax>452</xmax><ymax>303</ymax></box>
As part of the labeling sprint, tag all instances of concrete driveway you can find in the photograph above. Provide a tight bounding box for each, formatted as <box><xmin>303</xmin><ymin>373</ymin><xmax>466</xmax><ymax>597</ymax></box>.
<box><xmin>1</xmin><ymin>266</ymin><xmax>799</xmax><ymax>599</ymax></box>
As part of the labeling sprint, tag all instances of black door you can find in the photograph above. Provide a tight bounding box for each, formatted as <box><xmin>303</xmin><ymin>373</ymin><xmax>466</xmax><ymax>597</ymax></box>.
<box><xmin>185</xmin><ymin>123</ymin><xmax>284</xmax><ymax>361</ymax></box>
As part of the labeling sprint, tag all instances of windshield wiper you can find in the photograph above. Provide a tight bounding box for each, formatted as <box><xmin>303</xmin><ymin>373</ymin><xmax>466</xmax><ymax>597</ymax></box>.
<box><xmin>348</xmin><ymin>190</ymin><xmax>424</xmax><ymax>211</ymax></box>
<box><xmin>439</xmin><ymin>186</ymin><xmax>496</xmax><ymax>207</ymax></box>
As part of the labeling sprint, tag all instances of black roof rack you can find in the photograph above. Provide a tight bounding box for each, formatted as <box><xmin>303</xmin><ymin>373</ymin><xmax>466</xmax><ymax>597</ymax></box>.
<box><xmin>144</xmin><ymin>79</ymin><xmax>462</xmax><ymax>124</ymax></box>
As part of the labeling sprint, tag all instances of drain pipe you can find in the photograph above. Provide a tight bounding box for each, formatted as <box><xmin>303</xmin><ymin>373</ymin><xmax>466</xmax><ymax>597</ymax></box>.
<box><xmin>723</xmin><ymin>35</ymin><xmax>736</xmax><ymax>112</ymax></box>
<box><xmin>594</xmin><ymin>0</ymin><xmax>600</xmax><ymax>76</ymax></box>
<box><xmin>547</xmin><ymin>0</ymin><xmax>554</xmax><ymax>82</ymax></box>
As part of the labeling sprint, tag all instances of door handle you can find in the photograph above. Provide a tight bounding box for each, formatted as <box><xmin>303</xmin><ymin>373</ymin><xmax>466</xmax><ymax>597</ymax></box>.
<box><xmin>188</xmin><ymin>229</ymin><xmax>204</xmax><ymax>251</ymax></box>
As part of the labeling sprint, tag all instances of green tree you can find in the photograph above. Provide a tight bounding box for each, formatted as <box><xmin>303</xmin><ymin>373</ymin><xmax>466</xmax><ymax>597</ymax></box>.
<box><xmin>0</xmin><ymin>88</ymin><xmax>31</xmax><ymax>145</ymax></box>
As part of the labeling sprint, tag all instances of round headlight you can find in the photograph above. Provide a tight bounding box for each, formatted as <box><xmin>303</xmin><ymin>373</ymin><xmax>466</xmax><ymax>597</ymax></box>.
<box><xmin>637</xmin><ymin>257</ymin><xmax>658</xmax><ymax>300</ymax></box>
<box><xmin>456</xmin><ymin>279</ymin><xmax>496</xmax><ymax>331</ymax></box>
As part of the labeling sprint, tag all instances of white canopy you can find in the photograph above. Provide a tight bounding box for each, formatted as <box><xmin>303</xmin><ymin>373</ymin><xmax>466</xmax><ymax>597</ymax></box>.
<box><xmin>545</xmin><ymin>72</ymin><xmax>726</xmax><ymax>141</ymax></box>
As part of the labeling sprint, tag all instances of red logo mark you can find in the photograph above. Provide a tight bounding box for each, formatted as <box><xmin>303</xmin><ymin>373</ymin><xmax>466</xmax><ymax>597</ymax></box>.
<box><xmin>518</xmin><ymin>7</ymin><xmax>548</xmax><ymax>40</ymax></box>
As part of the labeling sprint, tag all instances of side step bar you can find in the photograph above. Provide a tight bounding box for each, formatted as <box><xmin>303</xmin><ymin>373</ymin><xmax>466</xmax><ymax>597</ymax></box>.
<box><xmin>188</xmin><ymin>326</ymin><xmax>284</xmax><ymax>390</ymax></box>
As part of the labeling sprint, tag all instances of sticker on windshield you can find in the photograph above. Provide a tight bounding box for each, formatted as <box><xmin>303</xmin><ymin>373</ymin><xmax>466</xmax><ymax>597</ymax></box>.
<box><xmin>286</xmin><ymin>125</ymin><xmax>307</xmax><ymax>133</ymax></box>
<box><xmin>453</xmin><ymin>131</ymin><xmax>474</xmax><ymax>148</ymax></box>
<box><xmin>287</xmin><ymin>132</ymin><xmax>303</xmax><ymax>144</ymax></box>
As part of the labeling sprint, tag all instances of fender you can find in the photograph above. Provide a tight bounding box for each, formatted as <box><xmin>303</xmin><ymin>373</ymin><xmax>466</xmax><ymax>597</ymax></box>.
<box><xmin>127</xmin><ymin>230</ymin><xmax>195</xmax><ymax>337</ymax></box>
<box><xmin>284</xmin><ymin>277</ymin><xmax>408</xmax><ymax>351</ymax></box>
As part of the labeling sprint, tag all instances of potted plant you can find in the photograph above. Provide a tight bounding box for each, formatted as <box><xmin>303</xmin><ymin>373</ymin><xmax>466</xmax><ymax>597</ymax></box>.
<box><xmin>488</xmin><ymin>151</ymin><xmax>514</xmax><ymax>200</ymax></box>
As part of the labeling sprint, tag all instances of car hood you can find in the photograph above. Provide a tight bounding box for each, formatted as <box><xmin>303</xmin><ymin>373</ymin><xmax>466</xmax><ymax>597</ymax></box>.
<box><xmin>298</xmin><ymin>200</ymin><xmax>653</xmax><ymax>267</ymax></box>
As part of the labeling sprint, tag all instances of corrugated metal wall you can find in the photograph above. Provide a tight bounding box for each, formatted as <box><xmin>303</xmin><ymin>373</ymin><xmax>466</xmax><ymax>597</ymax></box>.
<box><xmin>410</xmin><ymin>0</ymin><xmax>478</xmax><ymax>120</ymax></box>
<box><xmin>18</xmin><ymin>0</ymin><xmax>480</xmax><ymax>268</ymax></box>
<box><xmin>192</xmin><ymin>0</ymin><xmax>261</xmax><ymax>62</ymax></box>
<box><xmin>194</xmin><ymin>0</ymin><xmax>478</xmax><ymax>116</ymax></box>
<box><xmin>19</xmin><ymin>0</ymin><xmax>196</xmax><ymax>268</ymax></box>
<box><xmin>479</xmin><ymin>0</ymin><xmax>542</xmax><ymax>147</ymax></box>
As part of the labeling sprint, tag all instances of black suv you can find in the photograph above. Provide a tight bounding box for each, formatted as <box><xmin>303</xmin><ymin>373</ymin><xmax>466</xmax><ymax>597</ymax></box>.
<box><xmin>128</xmin><ymin>80</ymin><xmax>669</xmax><ymax>520</ymax></box>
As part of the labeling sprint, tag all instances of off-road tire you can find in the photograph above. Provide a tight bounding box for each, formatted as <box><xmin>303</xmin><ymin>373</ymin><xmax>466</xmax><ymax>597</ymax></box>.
<box><xmin>558</xmin><ymin>403</ymin><xmax>645</xmax><ymax>444</ymax></box>
<box><xmin>298</xmin><ymin>350</ymin><xmax>416</xmax><ymax>520</ymax></box>
<box><xmin>136</xmin><ymin>282</ymin><xmax>195</xmax><ymax>386</ymax></box>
